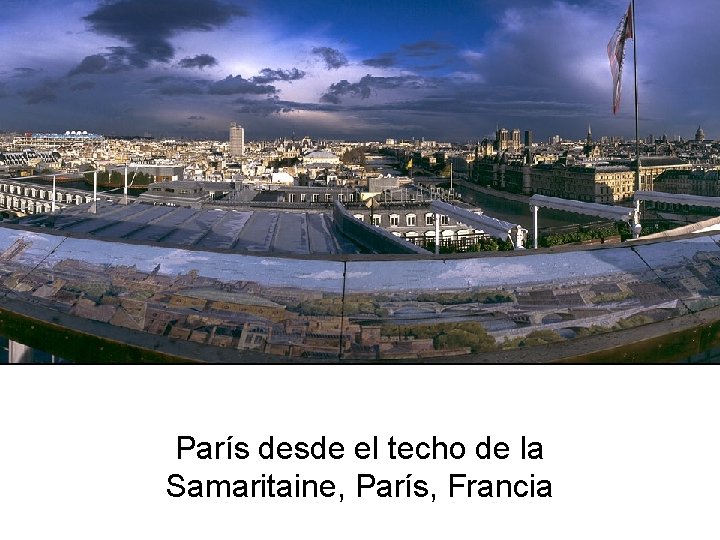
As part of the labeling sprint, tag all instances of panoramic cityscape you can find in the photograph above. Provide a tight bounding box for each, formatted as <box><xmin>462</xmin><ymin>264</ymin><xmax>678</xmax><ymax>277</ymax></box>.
<box><xmin>1</xmin><ymin>0</ymin><xmax>720</xmax><ymax>362</ymax></box>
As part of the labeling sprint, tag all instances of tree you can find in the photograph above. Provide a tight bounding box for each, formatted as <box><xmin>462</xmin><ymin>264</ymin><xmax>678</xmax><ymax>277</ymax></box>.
<box><xmin>341</xmin><ymin>147</ymin><xmax>367</xmax><ymax>165</ymax></box>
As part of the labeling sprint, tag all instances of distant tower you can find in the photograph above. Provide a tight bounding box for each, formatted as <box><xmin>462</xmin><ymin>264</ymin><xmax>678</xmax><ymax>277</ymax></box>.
<box><xmin>496</xmin><ymin>127</ymin><xmax>509</xmax><ymax>152</ymax></box>
<box><xmin>583</xmin><ymin>124</ymin><xmax>595</xmax><ymax>158</ymax></box>
<box><xmin>511</xmin><ymin>129</ymin><xmax>521</xmax><ymax>151</ymax></box>
<box><xmin>229</xmin><ymin>122</ymin><xmax>245</xmax><ymax>158</ymax></box>
<box><xmin>695</xmin><ymin>125</ymin><xmax>705</xmax><ymax>142</ymax></box>
<box><xmin>524</xmin><ymin>130</ymin><xmax>533</xmax><ymax>148</ymax></box>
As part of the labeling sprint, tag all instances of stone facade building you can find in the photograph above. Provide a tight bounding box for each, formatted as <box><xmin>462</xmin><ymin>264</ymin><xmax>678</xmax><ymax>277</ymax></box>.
<box><xmin>653</xmin><ymin>169</ymin><xmax>720</xmax><ymax>197</ymax></box>
<box><xmin>531</xmin><ymin>164</ymin><xmax>635</xmax><ymax>203</ymax></box>
<box><xmin>636</xmin><ymin>156</ymin><xmax>691</xmax><ymax>191</ymax></box>
<box><xmin>348</xmin><ymin>202</ymin><xmax>481</xmax><ymax>246</ymax></box>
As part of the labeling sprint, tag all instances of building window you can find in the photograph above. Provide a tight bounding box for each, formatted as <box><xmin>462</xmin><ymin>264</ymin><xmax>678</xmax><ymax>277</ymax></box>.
<box><xmin>325</xmin><ymin>194</ymin><xmax>332</xmax><ymax>202</ymax></box>
<box><xmin>288</xmin><ymin>193</ymin><xmax>295</xmax><ymax>203</ymax></box>
<box><xmin>389</xmin><ymin>214</ymin><xmax>399</xmax><ymax>227</ymax></box>
<box><xmin>441</xmin><ymin>215</ymin><xmax>449</xmax><ymax>225</ymax></box>
<box><xmin>406</xmin><ymin>213</ymin><xmax>416</xmax><ymax>226</ymax></box>
<box><xmin>312</xmin><ymin>194</ymin><xmax>319</xmax><ymax>202</ymax></box>
<box><xmin>425</xmin><ymin>213</ymin><xmax>434</xmax><ymax>226</ymax></box>
<box><xmin>353</xmin><ymin>214</ymin><xmax>364</xmax><ymax>222</ymax></box>
<box><xmin>373</xmin><ymin>214</ymin><xmax>382</xmax><ymax>226</ymax></box>
<box><xmin>300</xmin><ymin>193</ymin><xmax>307</xmax><ymax>202</ymax></box>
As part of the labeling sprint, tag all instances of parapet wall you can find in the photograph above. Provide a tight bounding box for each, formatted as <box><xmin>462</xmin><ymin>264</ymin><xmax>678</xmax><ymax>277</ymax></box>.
<box><xmin>2</xmin><ymin>223</ymin><xmax>720</xmax><ymax>361</ymax></box>
<box><xmin>332</xmin><ymin>201</ymin><xmax>428</xmax><ymax>254</ymax></box>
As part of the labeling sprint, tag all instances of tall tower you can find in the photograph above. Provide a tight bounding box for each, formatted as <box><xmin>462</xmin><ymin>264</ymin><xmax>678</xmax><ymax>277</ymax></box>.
<box><xmin>524</xmin><ymin>130</ymin><xmax>533</xmax><ymax>148</ymax></box>
<box><xmin>229</xmin><ymin>122</ymin><xmax>245</xmax><ymax>158</ymax></box>
<box><xmin>496</xmin><ymin>128</ymin><xmax>509</xmax><ymax>152</ymax></box>
<box><xmin>511</xmin><ymin>129</ymin><xmax>521</xmax><ymax>151</ymax></box>
<box><xmin>695</xmin><ymin>125</ymin><xmax>705</xmax><ymax>142</ymax></box>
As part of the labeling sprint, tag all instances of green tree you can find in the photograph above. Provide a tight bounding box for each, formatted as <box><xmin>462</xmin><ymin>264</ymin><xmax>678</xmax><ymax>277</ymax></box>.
<box><xmin>341</xmin><ymin>147</ymin><xmax>367</xmax><ymax>165</ymax></box>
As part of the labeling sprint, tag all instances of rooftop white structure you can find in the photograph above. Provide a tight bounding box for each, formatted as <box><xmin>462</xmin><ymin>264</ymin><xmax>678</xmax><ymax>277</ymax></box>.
<box><xmin>30</xmin><ymin>131</ymin><xmax>103</xmax><ymax>141</ymax></box>
<box><xmin>431</xmin><ymin>200</ymin><xmax>526</xmax><ymax>249</ymax></box>
<box><xmin>302</xmin><ymin>150</ymin><xmax>340</xmax><ymax>165</ymax></box>
<box><xmin>270</xmin><ymin>172</ymin><xmax>295</xmax><ymax>185</ymax></box>
<box><xmin>529</xmin><ymin>194</ymin><xmax>641</xmax><ymax>248</ymax></box>
<box><xmin>634</xmin><ymin>190</ymin><xmax>720</xmax><ymax>209</ymax></box>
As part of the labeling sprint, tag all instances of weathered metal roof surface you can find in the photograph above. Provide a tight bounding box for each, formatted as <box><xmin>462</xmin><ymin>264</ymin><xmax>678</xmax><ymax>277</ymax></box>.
<box><xmin>19</xmin><ymin>201</ymin><xmax>355</xmax><ymax>255</ymax></box>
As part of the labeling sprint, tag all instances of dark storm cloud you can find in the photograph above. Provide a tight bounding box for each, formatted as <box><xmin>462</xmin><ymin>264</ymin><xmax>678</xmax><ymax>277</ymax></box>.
<box><xmin>362</xmin><ymin>53</ymin><xmax>397</xmax><ymax>68</ymax></box>
<box><xmin>68</xmin><ymin>50</ymin><xmax>132</xmax><ymax>76</ymax></box>
<box><xmin>232</xmin><ymin>94</ymin><xmax>350</xmax><ymax>115</ymax></box>
<box><xmin>12</xmin><ymin>67</ymin><xmax>42</xmax><ymax>78</ymax></box>
<box><xmin>18</xmin><ymin>79</ymin><xmax>62</xmax><ymax>104</ymax></box>
<box><xmin>178</xmin><ymin>54</ymin><xmax>218</xmax><ymax>69</ymax></box>
<box><xmin>400</xmin><ymin>40</ymin><xmax>448</xmax><ymax>57</ymax></box>
<box><xmin>143</xmin><ymin>67</ymin><xmax>301</xmax><ymax>97</ymax></box>
<box><xmin>78</xmin><ymin>0</ymin><xmax>246</xmax><ymax>69</ymax></box>
<box><xmin>320</xmin><ymin>74</ymin><xmax>433</xmax><ymax>104</ymax></box>
<box><xmin>252</xmin><ymin>68</ymin><xmax>305</xmax><ymax>84</ymax></box>
<box><xmin>312</xmin><ymin>47</ymin><xmax>348</xmax><ymax>70</ymax></box>
<box><xmin>234</xmin><ymin>97</ymin><xmax>297</xmax><ymax>115</ymax></box>
<box><xmin>69</xmin><ymin>81</ymin><xmax>96</xmax><ymax>91</ymax></box>
<box><xmin>361</xmin><ymin>94</ymin><xmax>593</xmax><ymax>117</ymax></box>
<box><xmin>208</xmin><ymin>75</ymin><xmax>276</xmax><ymax>95</ymax></box>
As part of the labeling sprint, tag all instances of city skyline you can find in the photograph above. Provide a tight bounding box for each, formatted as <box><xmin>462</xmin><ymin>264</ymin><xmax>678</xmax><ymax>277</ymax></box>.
<box><xmin>1</xmin><ymin>0</ymin><xmax>718</xmax><ymax>141</ymax></box>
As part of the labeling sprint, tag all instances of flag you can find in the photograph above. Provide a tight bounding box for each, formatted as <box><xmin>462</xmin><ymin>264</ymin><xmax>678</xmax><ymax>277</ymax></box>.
<box><xmin>607</xmin><ymin>3</ymin><xmax>634</xmax><ymax>114</ymax></box>
<box><xmin>407</xmin><ymin>159</ymin><xmax>413</xmax><ymax>169</ymax></box>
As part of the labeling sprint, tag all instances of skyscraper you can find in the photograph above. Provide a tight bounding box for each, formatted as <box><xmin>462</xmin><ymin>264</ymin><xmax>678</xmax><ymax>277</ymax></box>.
<box><xmin>229</xmin><ymin>123</ymin><xmax>245</xmax><ymax>158</ymax></box>
<box><xmin>524</xmin><ymin>130</ymin><xmax>533</xmax><ymax>148</ymax></box>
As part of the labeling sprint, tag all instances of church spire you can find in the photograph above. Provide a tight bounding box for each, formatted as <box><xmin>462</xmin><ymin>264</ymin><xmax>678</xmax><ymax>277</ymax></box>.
<box><xmin>584</xmin><ymin>123</ymin><xmax>595</xmax><ymax>158</ymax></box>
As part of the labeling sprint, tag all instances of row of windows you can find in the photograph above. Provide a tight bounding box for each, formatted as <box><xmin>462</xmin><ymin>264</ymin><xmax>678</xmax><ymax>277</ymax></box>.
<box><xmin>353</xmin><ymin>213</ymin><xmax>451</xmax><ymax>227</ymax></box>
<box><xmin>286</xmin><ymin>193</ymin><xmax>356</xmax><ymax>203</ymax></box>
<box><xmin>597</xmin><ymin>174</ymin><xmax>634</xmax><ymax>181</ymax></box>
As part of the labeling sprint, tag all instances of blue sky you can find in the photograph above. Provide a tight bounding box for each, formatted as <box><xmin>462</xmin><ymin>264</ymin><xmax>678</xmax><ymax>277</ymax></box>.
<box><xmin>0</xmin><ymin>0</ymin><xmax>717</xmax><ymax>141</ymax></box>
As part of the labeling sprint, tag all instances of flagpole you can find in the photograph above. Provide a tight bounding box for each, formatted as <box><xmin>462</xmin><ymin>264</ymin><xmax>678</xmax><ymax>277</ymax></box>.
<box><xmin>632</xmin><ymin>0</ymin><xmax>640</xmax><ymax>192</ymax></box>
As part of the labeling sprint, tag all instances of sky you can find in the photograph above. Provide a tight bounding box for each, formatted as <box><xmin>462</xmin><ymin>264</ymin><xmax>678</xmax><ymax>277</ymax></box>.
<box><xmin>0</xmin><ymin>0</ymin><xmax>717</xmax><ymax>142</ymax></box>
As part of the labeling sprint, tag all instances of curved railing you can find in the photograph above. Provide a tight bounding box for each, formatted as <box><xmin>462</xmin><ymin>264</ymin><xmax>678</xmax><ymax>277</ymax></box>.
<box><xmin>1</xmin><ymin>220</ymin><xmax>720</xmax><ymax>361</ymax></box>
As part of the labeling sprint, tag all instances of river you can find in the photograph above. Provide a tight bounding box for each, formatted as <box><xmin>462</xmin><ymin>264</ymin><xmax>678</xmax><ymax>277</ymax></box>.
<box><xmin>456</xmin><ymin>185</ymin><xmax>610</xmax><ymax>231</ymax></box>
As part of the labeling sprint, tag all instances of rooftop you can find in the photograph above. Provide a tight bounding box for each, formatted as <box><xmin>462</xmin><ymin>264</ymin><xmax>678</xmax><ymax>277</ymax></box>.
<box><xmin>19</xmin><ymin>201</ymin><xmax>360</xmax><ymax>256</ymax></box>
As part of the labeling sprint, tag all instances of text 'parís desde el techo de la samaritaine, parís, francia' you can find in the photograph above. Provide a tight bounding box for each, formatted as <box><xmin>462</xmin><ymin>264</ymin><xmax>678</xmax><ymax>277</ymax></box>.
<box><xmin>167</xmin><ymin>435</ymin><xmax>552</xmax><ymax>501</ymax></box>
